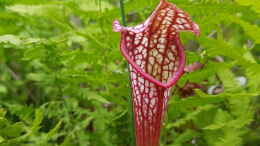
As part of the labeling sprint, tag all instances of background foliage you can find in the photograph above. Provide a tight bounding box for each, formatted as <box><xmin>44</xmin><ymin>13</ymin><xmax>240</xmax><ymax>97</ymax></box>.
<box><xmin>0</xmin><ymin>0</ymin><xmax>259</xmax><ymax>146</ymax></box>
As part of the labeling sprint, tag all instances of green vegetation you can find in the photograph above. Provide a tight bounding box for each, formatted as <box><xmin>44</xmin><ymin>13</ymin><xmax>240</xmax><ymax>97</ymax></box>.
<box><xmin>0</xmin><ymin>0</ymin><xmax>259</xmax><ymax>145</ymax></box>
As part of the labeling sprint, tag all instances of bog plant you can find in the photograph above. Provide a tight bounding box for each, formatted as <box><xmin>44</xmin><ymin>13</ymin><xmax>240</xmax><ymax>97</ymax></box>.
<box><xmin>0</xmin><ymin>0</ymin><xmax>259</xmax><ymax>146</ymax></box>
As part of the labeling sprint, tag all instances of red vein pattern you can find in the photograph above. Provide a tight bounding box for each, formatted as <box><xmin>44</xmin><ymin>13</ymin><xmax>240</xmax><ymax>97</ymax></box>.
<box><xmin>113</xmin><ymin>0</ymin><xmax>199</xmax><ymax>146</ymax></box>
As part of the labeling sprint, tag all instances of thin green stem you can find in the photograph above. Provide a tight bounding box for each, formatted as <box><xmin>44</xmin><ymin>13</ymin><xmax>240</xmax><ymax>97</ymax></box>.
<box><xmin>119</xmin><ymin>0</ymin><xmax>127</xmax><ymax>26</ymax></box>
<box><xmin>119</xmin><ymin>1</ymin><xmax>135</xmax><ymax>146</ymax></box>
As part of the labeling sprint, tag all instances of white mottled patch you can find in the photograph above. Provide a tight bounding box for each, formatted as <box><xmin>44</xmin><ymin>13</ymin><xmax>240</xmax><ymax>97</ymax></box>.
<box><xmin>144</xmin><ymin>97</ymin><xmax>149</xmax><ymax>104</ymax></box>
<box><xmin>162</xmin><ymin>71</ymin><xmax>169</xmax><ymax>79</ymax></box>
<box><xmin>165</xmin><ymin>16</ymin><xmax>172</xmax><ymax>22</ymax></box>
<box><xmin>126</xmin><ymin>36</ymin><xmax>131</xmax><ymax>41</ymax></box>
<box><xmin>153</xmin><ymin>34</ymin><xmax>159</xmax><ymax>39</ymax></box>
<box><xmin>136</xmin><ymin>59</ymin><xmax>142</xmax><ymax>66</ymax></box>
<box><xmin>178</xmin><ymin>13</ymin><xmax>185</xmax><ymax>17</ymax></box>
<box><xmin>134</xmin><ymin>39</ymin><xmax>140</xmax><ymax>45</ymax></box>
<box><xmin>171</xmin><ymin>31</ymin><xmax>176</xmax><ymax>35</ymax></box>
<box><xmin>153</xmin><ymin>64</ymin><xmax>159</xmax><ymax>76</ymax></box>
<box><xmin>169</xmin><ymin>62</ymin><xmax>174</xmax><ymax>70</ymax></box>
<box><xmin>145</xmin><ymin>87</ymin><xmax>149</xmax><ymax>93</ymax></box>
<box><xmin>180</xmin><ymin>18</ymin><xmax>187</xmax><ymax>24</ymax></box>
<box><xmin>174</xmin><ymin>66</ymin><xmax>178</xmax><ymax>72</ymax></box>
<box><xmin>164</xmin><ymin>58</ymin><xmax>170</xmax><ymax>64</ymax></box>
<box><xmin>156</xmin><ymin>54</ymin><xmax>163</xmax><ymax>64</ymax></box>
<box><xmin>176</xmin><ymin>18</ymin><xmax>182</xmax><ymax>24</ymax></box>
<box><xmin>167</xmin><ymin>10</ymin><xmax>174</xmax><ymax>16</ymax></box>
<box><xmin>159</xmin><ymin>38</ymin><xmax>166</xmax><ymax>43</ymax></box>
<box><xmin>161</xmin><ymin>9</ymin><xmax>166</xmax><ymax>13</ymax></box>
<box><xmin>178</xmin><ymin>25</ymin><xmax>184</xmax><ymax>30</ymax></box>
<box><xmin>132</xmin><ymin>73</ymin><xmax>136</xmax><ymax>79</ymax></box>
<box><xmin>147</xmin><ymin>64</ymin><xmax>152</xmax><ymax>73</ymax></box>
<box><xmin>166</xmin><ymin>8</ymin><xmax>171</xmax><ymax>11</ymax></box>
<box><xmin>149</xmin><ymin>56</ymin><xmax>155</xmax><ymax>65</ymax></box>
<box><xmin>160</xmin><ymin>25</ymin><xmax>167</xmax><ymax>30</ymax></box>
<box><xmin>173</xmin><ymin>25</ymin><xmax>179</xmax><ymax>29</ymax></box>
<box><xmin>159</xmin><ymin>48</ymin><xmax>164</xmax><ymax>53</ymax></box>
<box><xmin>142</xmin><ymin>37</ymin><xmax>148</xmax><ymax>47</ymax></box>
<box><xmin>142</xmin><ymin>50</ymin><xmax>147</xmax><ymax>58</ymax></box>
<box><xmin>133</xmin><ymin>79</ymin><xmax>137</xmax><ymax>85</ymax></box>
<box><xmin>135</xmin><ymin>54</ymin><xmax>141</xmax><ymax>60</ymax></box>
<box><xmin>157</xmin><ymin>16</ymin><xmax>162</xmax><ymax>21</ymax></box>
<box><xmin>164</xmin><ymin>90</ymin><xmax>170</xmax><ymax>97</ymax></box>
<box><xmin>140</xmin><ymin>62</ymin><xmax>145</xmax><ymax>69</ymax></box>
<box><xmin>168</xmin><ymin>52</ymin><xmax>174</xmax><ymax>60</ymax></box>
<box><xmin>150</xmin><ymin>98</ymin><xmax>156</xmax><ymax>107</ymax></box>
<box><xmin>157</xmin><ymin>66</ymin><xmax>161</xmax><ymax>73</ymax></box>
<box><xmin>134</xmin><ymin>50</ymin><xmax>138</xmax><ymax>55</ymax></box>
<box><xmin>137</xmin><ymin>46</ymin><xmax>143</xmax><ymax>53</ymax></box>
<box><xmin>161</xmin><ymin>29</ymin><xmax>167</xmax><ymax>34</ymax></box>
<box><xmin>163</xmin><ymin>65</ymin><xmax>169</xmax><ymax>70</ymax></box>
<box><xmin>149</xmin><ymin>91</ymin><xmax>154</xmax><ymax>99</ymax></box>
<box><xmin>151</xmin><ymin>49</ymin><xmax>158</xmax><ymax>56</ymax></box>
<box><xmin>145</xmin><ymin>80</ymin><xmax>149</xmax><ymax>86</ymax></box>
<box><xmin>136</xmin><ymin>33</ymin><xmax>143</xmax><ymax>38</ymax></box>
<box><xmin>162</xmin><ymin>19</ymin><xmax>167</xmax><ymax>25</ymax></box>
<box><xmin>153</xmin><ymin>108</ymin><xmax>157</xmax><ymax>114</ymax></box>
<box><xmin>171</xmin><ymin>45</ymin><xmax>176</xmax><ymax>50</ymax></box>
<box><xmin>140</xmin><ymin>85</ymin><xmax>144</xmax><ymax>92</ymax></box>
<box><xmin>184</xmin><ymin>24</ymin><xmax>191</xmax><ymax>29</ymax></box>
<box><xmin>157</xmin><ymin>44</ymin><xmax>165</xmax><ymax>50</ymax></box>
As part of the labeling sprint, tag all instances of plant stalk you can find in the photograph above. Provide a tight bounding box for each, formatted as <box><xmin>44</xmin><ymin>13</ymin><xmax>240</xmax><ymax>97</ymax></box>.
<box><xmin>119</xmin><ymin>0</ymin><xmax>135</xmax><ymax>146</ymax></box>
<box><xmin>119</xmin><ymin>0</ymin><xmax>127</xmax><ymax>26</ymax></box>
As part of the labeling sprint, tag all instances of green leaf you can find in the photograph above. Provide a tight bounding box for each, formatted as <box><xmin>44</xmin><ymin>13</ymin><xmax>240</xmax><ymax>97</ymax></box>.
<box><xmin>0</xmin><ymin>35</ymin><xmax>21</xmax><ymax>45</ymax></box>
<box><xmin>217</xmin><ymin>67</ymin><xmax>239</xmax><ymax>90</ymax></box>
<box><xmin>170</xmin><ymin>130</ymin><xmax>199</xmax><ymax>146</ymax></box>
<box><xmin>166</xmin><ymin>105</ymin><xmax>214</xmax><ymax>129</ymax></box>
<box><xmin>0</xmin><ymin>136</ymin><xmax>5</xmax><ymax>143</ymax></box>
<box><xmin>0</xmin><ymin>84</ymin><xmax>7</xmax><ymax>94</ymax></box>
<box><xmin>229</xmin><ymin>15</ymin><xmax>260</xmax><ymax>44</ymax></box>
<box><xmin>78</xmin><ymin>0</ymin><xmax>113</xmax><ymax>11</ymax></box>
<box><xmin>1</xmin><ymin>122</ymin><xmax>24</xmax><ymax>138</ymax></box>
<box><xmin>26</xmin><ymin>73</ymin><xmax>47</xmax><ymax>82</ymax></box>
<box><xmin>46</xmin><ymin>120</ymin><xmax>62</xmax><ymax>139</ymax></box>
<box><xmin>236</xmin><ymin>0</ymin><xmax>260</xmax><ymax>14</ymax></box>
<box><xmin>203</xmin><ymin>109</ymin><xmax>231</xmax><ymax>130</ymax></box>
<box><xmin>31</xmin><ymin>109</ymin><xmax>43</xmax><ymax>133</ymax></box>
<box><xmin>0</xmin><ymin>109</ymin><xmax>6</xmax><ymax>117</ymax></box>
<box><xmin>86</xmin><ymin>91</ymin><xmax>110</xmax><ymax>104</ymax></box>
